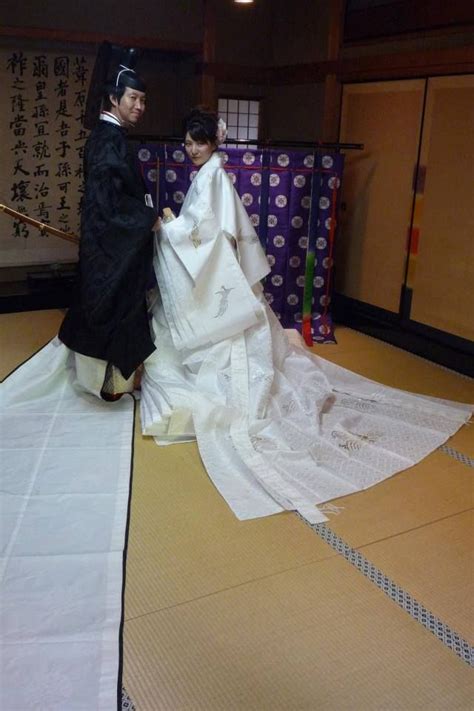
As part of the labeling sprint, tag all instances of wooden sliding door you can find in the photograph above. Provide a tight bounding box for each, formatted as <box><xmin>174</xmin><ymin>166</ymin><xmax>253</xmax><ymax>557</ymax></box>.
<box><xmin>337</xmin><ymin>74</ymin><xmax>474</xmax><ymax>352</ymax></box>
<box><xmin>337</xmin><ymin>80</ymin><xmax>425</xmax><ymax>313</ymax></box>
<box><xmin>407</xmin><ymin>75</ymin><xmax>474</xmax><ymax>341</ymax></box>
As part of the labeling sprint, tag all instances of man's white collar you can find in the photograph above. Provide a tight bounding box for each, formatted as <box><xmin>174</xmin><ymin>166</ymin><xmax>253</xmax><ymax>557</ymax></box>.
<box><xmin>100</xmin><ymin>111</ymin><xmax>123</xmax><ymax>127</ymax></box>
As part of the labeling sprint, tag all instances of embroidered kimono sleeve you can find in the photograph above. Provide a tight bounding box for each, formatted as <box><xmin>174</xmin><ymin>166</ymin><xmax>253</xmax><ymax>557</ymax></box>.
<box><xmin>162</xmin><ymin>161</ymin><xmax>269</xmax><ymax>287</ymax></box>
<box><xmin>162</xmin><ymin>168</ymin><xmax>224</xmax><ymax>283</ymax></box>
<box><xmin>212</xmin><ymin>170</ymin><xmax>270</xmax><ymax>285</ymax></box>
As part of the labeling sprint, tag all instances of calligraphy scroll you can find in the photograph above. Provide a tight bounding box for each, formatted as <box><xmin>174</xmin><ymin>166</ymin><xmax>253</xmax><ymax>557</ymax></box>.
<box><xmin>0</xmin><ymin>48</ymin><xmax>93</xmax><ymax>266</ymax></box>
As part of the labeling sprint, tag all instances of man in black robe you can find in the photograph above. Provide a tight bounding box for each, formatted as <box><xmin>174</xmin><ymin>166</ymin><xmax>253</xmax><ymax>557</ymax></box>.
<box><xmin>59</xmin><ymin>64</ymin><xmax>160</xmax><ymax>399</ymax></box>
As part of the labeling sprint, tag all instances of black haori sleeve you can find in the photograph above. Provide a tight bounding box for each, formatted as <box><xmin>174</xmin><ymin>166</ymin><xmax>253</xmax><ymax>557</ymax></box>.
<box><xmin>59</xmin><ymin>123</ymin><xmax>157</xmax><ymax>378</ymax></box>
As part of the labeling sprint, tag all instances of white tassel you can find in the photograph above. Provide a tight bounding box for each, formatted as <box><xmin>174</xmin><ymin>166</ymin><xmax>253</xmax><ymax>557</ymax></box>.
<box><xmin>318</xmin><ymin>503</ymin><xmax>345</xmax><ymax>516</ymax></box>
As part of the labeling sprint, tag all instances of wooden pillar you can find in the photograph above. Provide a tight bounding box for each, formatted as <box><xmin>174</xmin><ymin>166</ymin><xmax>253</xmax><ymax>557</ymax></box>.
<box><xmin>321</xmin><ymin>0</ymin><xmax>345</xmax><ymax>141</ymax></box>
<box><xmin>200</xmin><ymin>0</ymin><xmax>217</xmax><ymax>109</ymax></box>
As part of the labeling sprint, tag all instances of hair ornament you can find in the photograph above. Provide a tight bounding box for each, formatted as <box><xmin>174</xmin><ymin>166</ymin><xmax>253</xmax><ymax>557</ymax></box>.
<box><xmin>216</xmin><ymin>117</ymin><xmax>228</xmax><ymax>145</ymax></box>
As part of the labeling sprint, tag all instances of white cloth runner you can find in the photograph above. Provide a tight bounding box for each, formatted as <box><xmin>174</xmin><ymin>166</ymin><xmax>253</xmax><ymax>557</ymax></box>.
<box><xmin>0</xmin><ymin>339</ymin><xmax>135</xmax><ymax>710</ymax></box>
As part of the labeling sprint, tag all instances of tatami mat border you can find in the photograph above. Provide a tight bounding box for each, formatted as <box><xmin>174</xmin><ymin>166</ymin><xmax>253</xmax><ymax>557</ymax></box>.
<box><xmin>122</xmin><ymin>687</ymin><xmax>135</xmax><ymax>710</ymax></box>
<box><xmin>296</xmin><ymin>515</ymin><xmax>474</xmax><ymax>667</ymax></box>
<box><xmin>439</xmin><ymin>445</ymin><xmax>474</xmax><ymax>468</ymax></box>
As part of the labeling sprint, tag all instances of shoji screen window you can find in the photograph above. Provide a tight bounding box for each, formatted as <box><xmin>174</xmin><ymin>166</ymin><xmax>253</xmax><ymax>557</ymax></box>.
<box><xmin>217</xmin><ymin>98</ymin><xmax>260</xmax><ymax>147</ymax></box>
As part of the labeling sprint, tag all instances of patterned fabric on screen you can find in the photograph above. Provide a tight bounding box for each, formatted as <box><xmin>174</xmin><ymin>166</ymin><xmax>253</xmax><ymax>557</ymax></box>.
<box><xmin>138</xmin><ymin>145</ymin><xmax>344</xmax><ymax>344</ymax></box>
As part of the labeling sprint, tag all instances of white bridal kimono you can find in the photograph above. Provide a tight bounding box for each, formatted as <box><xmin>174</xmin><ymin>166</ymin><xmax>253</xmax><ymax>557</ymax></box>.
<box><xmin>141</xmin><ymin>152</ymin><xmax>472</xmax><ymax>523</ymax></box>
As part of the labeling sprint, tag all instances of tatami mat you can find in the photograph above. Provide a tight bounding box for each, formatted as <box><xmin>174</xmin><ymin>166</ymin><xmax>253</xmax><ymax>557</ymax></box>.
<box><xmin>124</xmin><ymin>556</ymin><xmax>472</xmax><ymax>711</ymax></box>
<box><xmin>2</xmin><ymin>311</ymin><xmax>473</xmax><ymax>710</ymax></box>
<box><xmin>0</xmin><ymin>309</ymin><xmax>63</xmax><ymax>378</ymax></box>
<box><xmin>314</xmin><ymin>328</ymin><xmax>474</xmax><ymax>403</ymax></box>
<box><xmin>359</xmin><ymin>509</ymin><xmax>474</xmax><ymax>643</ymax></box>
<box><xmin>326</xmin><ymin>451</ymin><xmax>473</xmax><ymax>546</ymax></box>
<box><xmin>447</xmin><ymin>424</ymin><xmax>474</xmax><ymax>458</ymax></box>
<box><xmin>125</xmin><ymin>415</ymin><xmax>338</xmax><ymax>620</ymax></box>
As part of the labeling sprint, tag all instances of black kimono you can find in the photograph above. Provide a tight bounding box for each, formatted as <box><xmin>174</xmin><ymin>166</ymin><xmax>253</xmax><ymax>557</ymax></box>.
<box><xmin>59</xmin><ymin>120</ymin><xmax>157</xmax><ymax>378</ymax></box>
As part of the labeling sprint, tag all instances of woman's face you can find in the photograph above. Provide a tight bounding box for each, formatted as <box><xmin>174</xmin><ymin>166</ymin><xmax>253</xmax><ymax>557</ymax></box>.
<box><xmin>184</xmin><ymin>132</ymin><xmax>216</xmax><ymax>167</ymax></box>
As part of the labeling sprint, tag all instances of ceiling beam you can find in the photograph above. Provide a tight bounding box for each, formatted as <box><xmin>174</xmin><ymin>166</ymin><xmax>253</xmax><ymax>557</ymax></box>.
<box><xmin>201</xmin><ymin>44</ymin><xmax>474</xmax><ymax>85</ymax></box>
<box><xmin>0</xmin><ymin>25</ymin><xmax>201</xmax><ymax>54</ymax></box>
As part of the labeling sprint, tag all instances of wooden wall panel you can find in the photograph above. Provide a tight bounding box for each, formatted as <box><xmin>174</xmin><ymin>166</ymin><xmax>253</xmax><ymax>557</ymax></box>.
<box><xmin>337</xmin><ymin>80</ymin><xmax>425</xmax><ymax>312</ymax></box>
<box><xmin>409</xmin><ymin>75</ymin><xmax>474</xmax><ymax>341</ymax></box>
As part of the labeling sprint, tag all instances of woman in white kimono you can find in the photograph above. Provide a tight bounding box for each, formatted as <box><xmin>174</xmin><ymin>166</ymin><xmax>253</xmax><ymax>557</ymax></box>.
<box><xmin>141</xmin><ymin>109</ymin><xmax>471</xmax><ymax>524</ymax></box>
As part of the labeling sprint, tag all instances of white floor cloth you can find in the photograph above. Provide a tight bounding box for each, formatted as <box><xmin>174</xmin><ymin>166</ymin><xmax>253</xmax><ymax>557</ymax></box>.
<box><xmin>0</xmin><ymin>339</ymin><xmax>134</xmax><ymax>710</ymax></box>
<box><xmin>141</xmin><ymin>296</ymin><xmax>472</xmax><ymax>524</ymax></box>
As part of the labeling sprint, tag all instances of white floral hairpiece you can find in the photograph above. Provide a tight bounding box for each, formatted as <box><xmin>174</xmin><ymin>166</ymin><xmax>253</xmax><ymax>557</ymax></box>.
<box><xmin>216</xmin><ymin>117</ymin><xmax>228</xmax><ymax>145</ymax></box>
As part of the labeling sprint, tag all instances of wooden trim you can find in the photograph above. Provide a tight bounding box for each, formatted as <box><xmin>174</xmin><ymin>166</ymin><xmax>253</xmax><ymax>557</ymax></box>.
<box><xmin>200</xmin><ymin>0</ymin><xmax>217</xmax><ymax>108</ymax></box>
<box><xmin>344</xmin><ymin>22</ymin><xmax>474</xmax><ymax>49</ymax></box>
<box><xmin>3</xmin><ymin>25</ymin><xmax>470</xmax><ymax>87</ymax></box>
<box><xmin>340</xmin><ymin>61</ymin><xmax>474</xmax><ymax>82</ymax></box>
<box><xmin>0</xmin><ymin>25</ymin><xmax>202</xmax><ymax>54</ymax></box>
<box><xmin>322</xmin><ymin>75</ymin><xmax>342</xmax><ymax>141</ymax></box>
<box><xmin>339</xmin><ymin>45</ymin><xmax>474</xmax><ymax>82</ymax></box>
<box><xmin>198</xmin><ymin>61</ymin><xmax>270</xmax><ymax>85</ymax></box>
<box><xmin>270</xmin><ymin>62</ymin><xmax>336</xmax><ymax>84</ymax></box>
<box><xmin>344</xmin><ymin>0</ymin><xmax>474</xmax><ymax>43</ymax></box>
<box><xmin>322</xmin><ymin>0</ymin><xmax>345</xmax><ymax>142</ymax></box>
<box><xmin>327</xmin><ymin>0</ymin><xmax>345</xmax><ymax>60</ymax></box>
<box><xmin>202</xmin><ymin>45</ymin><xmax>474</xmax><ymax>86</ymax></box>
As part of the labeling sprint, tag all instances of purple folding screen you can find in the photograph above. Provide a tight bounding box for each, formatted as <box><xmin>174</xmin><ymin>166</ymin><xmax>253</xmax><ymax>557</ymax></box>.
<box><xmin>138</xmin><ymin>144</ymin><xmax>344</xmax><ymax>344</ymax></box>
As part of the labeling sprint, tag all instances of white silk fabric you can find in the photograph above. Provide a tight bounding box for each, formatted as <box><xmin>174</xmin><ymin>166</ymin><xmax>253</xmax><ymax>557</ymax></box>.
<box><xmin>155</xmin><ymin>152</ymin><xmax>270</xmax><ymax>352</ymax></box>
<box><xmin>141</xmin><ymin>152</ymin><xmax>472</xmax><ymax>523</ymax></box>
<box><xmin>1</xmin><ymin>341</ymin><xmax>134</xmax><ymax>710</ymax></box>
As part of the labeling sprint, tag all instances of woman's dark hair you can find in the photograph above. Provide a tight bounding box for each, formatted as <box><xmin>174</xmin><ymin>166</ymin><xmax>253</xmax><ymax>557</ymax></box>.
<box><xmin>102</xmin><ymin>69</ymin><xmax>146</xmax><ymax>110</ymax></box>
<box><xmin>183</xmin><ymin>107</ymin><xmax>218</xmax><ymax>143</ymax></box>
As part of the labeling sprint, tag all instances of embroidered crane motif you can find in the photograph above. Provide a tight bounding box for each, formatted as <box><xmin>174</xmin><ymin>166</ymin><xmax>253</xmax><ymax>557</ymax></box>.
<box><xmin>214</xmin><ymin>285</ymin><xmax>234</xmax><ymax>318</ymax></box>
<box><xmin>190</xmin><ymin>223</ymin><xmax>201</xmax><ymax>248</ymax></box>
<box><xmin>331</xmin><ymin>430</ymin><xmax>379</xmax><ymax>452</ymax></box>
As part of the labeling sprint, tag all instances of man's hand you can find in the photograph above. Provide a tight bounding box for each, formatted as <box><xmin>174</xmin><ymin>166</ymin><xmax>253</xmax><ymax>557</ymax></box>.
<box><xmin>152</xmin><ymin>217</ymin><xmax>162</xmax><ymax>232</ymax></box>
